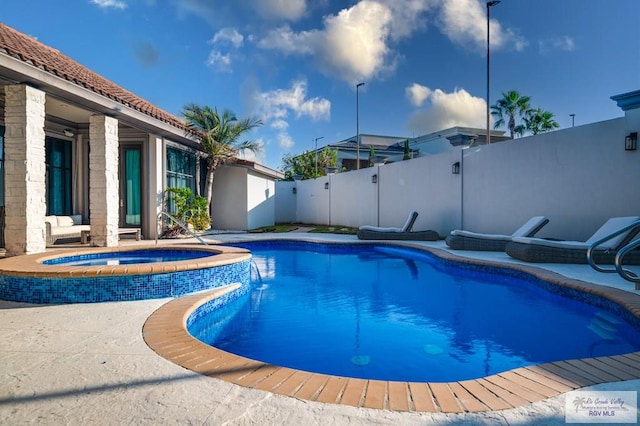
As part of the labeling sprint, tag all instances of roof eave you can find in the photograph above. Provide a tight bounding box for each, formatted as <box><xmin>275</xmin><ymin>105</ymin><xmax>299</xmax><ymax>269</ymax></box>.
<box><xmin>0</xmin><ymin>53</ymin><xmax>197</xmax><ymax>145</ymax></box>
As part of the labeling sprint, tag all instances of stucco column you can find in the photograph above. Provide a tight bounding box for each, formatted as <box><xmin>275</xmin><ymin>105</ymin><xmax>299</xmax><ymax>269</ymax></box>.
<box><xmin>89</xmin><ymin>114</ymin><xmax>119</xmax><ymax>247</ymax></box>
<box><xmin>3</xmin><ymin>84</ymin><xmax>47</xmax><ymax>255</ymax></box>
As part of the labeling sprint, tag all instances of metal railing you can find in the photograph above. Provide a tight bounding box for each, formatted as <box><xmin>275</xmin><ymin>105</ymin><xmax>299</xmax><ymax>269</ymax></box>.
<box><xmin>155</xmin><ymin>211</ymin><xmax>208</xmax><ymax>246</ymax></box>
<box><xmin>614</xmin><ymin>239</ymin><xmax>640</xmax><ymax>289</ymax></box>
<box><xmin>586</xmin><ymin>219</ymin><xmax>640</xmax><ymax>273</ymax></box>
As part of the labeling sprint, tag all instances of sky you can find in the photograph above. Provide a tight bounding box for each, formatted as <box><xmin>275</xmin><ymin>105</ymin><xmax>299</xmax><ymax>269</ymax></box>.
<box><xmin>2</xmin><ymin>0</ymin><xmax>640</xmax><ymax>170</ymax></box>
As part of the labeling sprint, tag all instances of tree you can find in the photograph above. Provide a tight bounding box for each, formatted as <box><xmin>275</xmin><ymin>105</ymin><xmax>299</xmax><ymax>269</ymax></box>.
<box><xmin>368</xmin><ymin>145</ymin><xmax>376</xmax><ymax>167</ymax></box>
<box><xmin>522</xmin><ymin>107</ymin><xmax>559</xmax><ymax>135</ymax></box>
<box><xmin>281</xmin><ymin>147</ymin><xmax>338</xmax><ymax>180</ymax></box>
<box><xmin>403</xmin><ymin>140</ymin><xmax>412</xmax><ymax>160</ymax></box>
<box><xmin>182</xmin><ymin>104</ymin><xmax>262</xmax><ymax>217</ymax></box>
<box><xmin>491</xmin><ymin>90</ymin><xmax>531</xmax><ymax>139</ymax></box>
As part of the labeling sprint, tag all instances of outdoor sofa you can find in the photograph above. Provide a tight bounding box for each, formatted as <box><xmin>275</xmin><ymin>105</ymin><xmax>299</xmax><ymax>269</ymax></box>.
<box><xmin>45</xmin><ymin>214</ymin><xmax>90</xmax><ymax>246</ymax></box>
<box><xmin>357</xmin><ymin>211</ymin><xmax>439</xmax><ymax>241</ymax></box>
<box><xmin>505</xmin><ymin>216</ymin><xmax>640</xmax><ymax>264</ymax></box>
<box><xmin>445</xmin><ymin>216</ymin><xmax>549</xmax><ymax>251</ymax></box>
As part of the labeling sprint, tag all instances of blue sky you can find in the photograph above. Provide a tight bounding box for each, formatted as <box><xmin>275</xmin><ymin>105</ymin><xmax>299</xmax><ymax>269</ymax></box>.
<box><xmin>3</xmin><ymin>1</ymin><xmax>639</xmax><ymax>169</ymax></box>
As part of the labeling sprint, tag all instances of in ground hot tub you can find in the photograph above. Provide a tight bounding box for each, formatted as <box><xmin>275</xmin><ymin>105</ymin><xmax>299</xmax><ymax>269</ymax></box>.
<box><xmin>0</xmin><ymin>245</ymin><xmax>251</xmax><ymax>304</ymax></box>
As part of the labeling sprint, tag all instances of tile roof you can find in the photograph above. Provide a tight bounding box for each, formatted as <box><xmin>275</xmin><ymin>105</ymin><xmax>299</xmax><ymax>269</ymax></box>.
<box><xmin>0</xmin><ymin>23</ymin><xmax>190</xmax><ymax>133</ymax></box>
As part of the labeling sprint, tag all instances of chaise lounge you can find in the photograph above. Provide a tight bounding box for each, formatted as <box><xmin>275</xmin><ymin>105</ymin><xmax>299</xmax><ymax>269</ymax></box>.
<box><xmin>445</xmin><ymin>216</ymin><xmax>549</xmax><ymax>251</ymax></box>
<box><xmin>356</xmin><ymin>211</ymin><xmax>439</xmax><ymax>241</ymax></box>
<box><xmin>505</xmin><ymin>216</ymin><xmax>640</xmax><ymax>264</ymax></box>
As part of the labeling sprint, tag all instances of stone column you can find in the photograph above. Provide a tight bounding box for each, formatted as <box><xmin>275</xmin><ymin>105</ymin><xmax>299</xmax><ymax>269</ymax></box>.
<box><xmin>3</xmin><ymin>84</ymin><xmax>47</xmax><ymax>255</ymax></box>
<box><xmin>89</xmin><ymin>114</ymin><xmax>119</xmax><ymax>247</ymax></box>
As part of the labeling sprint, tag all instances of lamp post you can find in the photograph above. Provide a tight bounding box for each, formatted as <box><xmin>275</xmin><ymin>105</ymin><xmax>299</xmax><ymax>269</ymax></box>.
<box><xmin>356</xmin><ymin>82</ymin><xmax>365</xmax><ymax>170</ymax></box>
<box><xmin>314</xmin><ymin>136</ymin><xmax>324</xmax><ymax>176</ymax></box>
<box><xmin>570</xmin><ymin>114</ymin><xmax>575</xmax><ymax>127</ymax></box>
<box><xmin>486</xmin><ymin>0</ymin><xmax>500</xmax><ymax>145</ymax></box>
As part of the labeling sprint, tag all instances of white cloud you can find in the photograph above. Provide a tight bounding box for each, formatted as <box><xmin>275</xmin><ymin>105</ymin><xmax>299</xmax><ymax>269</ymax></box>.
<box><xmin>251</xmin><ymin>0</ymin><xmax>308</xmax><ymax>21</ymax></box>
<box><xmin>271</xmin><ymin>119</ymin><xmax>289</xmax><ymax>131</ymax></box>
<box><xmin>258</xmin><ymin>25</ymin><xmax>317</xmax><ymax>55</ymax></box>
<box><xmin>258</xmin><ymin>1</ymin><xmax>396</xmax><ymax>83</ymax></box>
<box><xmin>319</xmin><ymin>2</ymin><xmax>395</xmax><ymax>82</ymax></box>
<box><xmin>205</xmin><ymin>50</ymin><xmax>232</xmax><ymax>72</ymax></box>
<box><xmin>407</xmin><ymin>87</ymin><xmax>486</xmax><ymax>134</ymax></box>
<box><xmin>255</xmin><ymin>0</ymin><xmax>527</xmax><ymax>84</ymax></box>
<box><xmin>90</xmin><ymin>0</ymin><xmax>127</xmax><ymax>9</ymax></box>
<box><xmin>256</xmin><ymin>80</ymin><xmax>330</xmax><ymax>122</ymax></box>
<box><xmin>378</xmin><ymin>0</ymin><xmax>440</xmax><ymax>40</ymax></box>
<box><xmin>278</xmin><ymin>133</ymin><xmax>295</xmax><ymax>149</ymax></box>
<box><xmin>211</xmin><ymin>28</ymin><xmax>244</xmax><ymax>48</ymax></box>
<box><xmin>406</xmin><ymin>83</ymin><xmax>432</xmax><ymax>107</ymax></box>
<box><xmin>253</xmin><ymin>80</ymin><xmax>330</xmax><ymax>151</ymax></box>
<box><xmin>437</xmin><ymin>0</ymin><xmax>527</xmax><ymax>52</ymax></box>
<box><xmin>539</xmin><ymin>36</ymin><xmax>576</xmax><ymax>54</ymax></box>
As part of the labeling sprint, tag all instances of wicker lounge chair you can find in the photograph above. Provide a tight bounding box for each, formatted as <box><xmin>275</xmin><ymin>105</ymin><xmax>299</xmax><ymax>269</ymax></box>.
<box><xmin>505</xmin><ymin>216</ymin><xmax>640</xmax><ymax>264</ymax></box>
<box><xmin>357</xmin><ymin>211</ymin><xmax>439</xmax><ymax>241</ymax></box>
<box><xmin>445</xmin><ymin>216</ymin><xmax>549</xmax><ymax>251</ymax></box>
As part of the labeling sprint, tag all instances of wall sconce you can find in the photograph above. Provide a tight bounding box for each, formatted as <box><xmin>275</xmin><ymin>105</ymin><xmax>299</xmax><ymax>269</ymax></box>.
<box><xmin>452</xmin><ymin>161</ymin><xmax>460</xmax><ymax>174</ymax></box>
<box><xmin>625</xmin><ymin>132</ymin><xmax>637</xmax><ymax>151</ymax></box>
<box><xmin>63</xmin><ymin>129</ymin><xmax>75</xmax><ymax>138</ymax></box>
<box><xmin>371</xmin><ymin>174</ymin><xmax>378</xmax><ymax>183</ymax></box>
<box><xmin>292</xmin><ymin>187</ymin><xmax>297</xmax><ymax>194</ymax></box>
<box><xmin>324</xmin><ymin>182</ymin><xmax>329</xmax><ymax>190</ymax></box>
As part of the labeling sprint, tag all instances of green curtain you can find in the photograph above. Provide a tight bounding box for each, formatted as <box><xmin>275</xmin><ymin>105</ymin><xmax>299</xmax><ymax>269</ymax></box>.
<box><xmin>45</xmin><ymin>137</ymin><xmax>72</xmax><ymax>215</ymax></box>
<box><xmin>125</xmin><ymin>149</ymin><xmax>141</xmax><ymax>225</ymax></box>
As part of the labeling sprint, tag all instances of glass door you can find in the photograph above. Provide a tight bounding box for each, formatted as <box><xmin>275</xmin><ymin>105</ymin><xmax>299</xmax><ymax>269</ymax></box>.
<box><xmin>122</xmin><ymin>147</ymin><xmax>141</xmax><ymax>226</ymax></box>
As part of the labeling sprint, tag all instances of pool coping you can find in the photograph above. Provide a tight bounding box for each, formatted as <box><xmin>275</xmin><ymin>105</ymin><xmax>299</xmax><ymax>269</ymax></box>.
<box><xmin>142</xmin><ymin>240</ymin><xmax>640</xmax><ymax>413</ymax></box>
<box><xmin>0</xmin><ymin>244</ymin><xmax>251</xmax><ymax>278</ymax></box>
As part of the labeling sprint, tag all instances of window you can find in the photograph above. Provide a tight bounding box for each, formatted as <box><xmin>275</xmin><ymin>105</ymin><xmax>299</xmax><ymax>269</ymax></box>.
<box><xmin>166</xmin><ymin>147</ymin><xmax>196</xmax><ymax>191</ymax></box>
<box><xmin>46</xmin><ymin>137</ymin><xmax>72</xmax><ymax>215</ymax></box>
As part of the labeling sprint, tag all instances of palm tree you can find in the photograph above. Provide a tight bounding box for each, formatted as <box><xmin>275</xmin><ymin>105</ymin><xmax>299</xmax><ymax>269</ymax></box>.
<box><xmin>491</xmin><ymin>90</ymin><xmax>531</xmax><ymax>139</ymax></box>
<box><xmin>522</xmin><ymin>107</ymin><xmax>559</xmax><ymax>135</ymax></box>
<box><xmin>182</xmin><ymin>104</ymin><xmax>262</xmax><ymax>217</ymax></box>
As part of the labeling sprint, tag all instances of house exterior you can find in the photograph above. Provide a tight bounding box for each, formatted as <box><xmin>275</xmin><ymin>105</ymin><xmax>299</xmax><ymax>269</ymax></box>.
<box><xmin>212</xmin><ymin>160</ymin><xmax>283</xmax><ymax>231</ymax></box>
<box><xmin>0</xmin><ymin>23</ymin><xmax>276</xmax><ymax>256</ymax></box>
<box><xmin>409</xmin><ymin>126</ymin><xmax>510</xmax><ymax>156</ymax></box>
<box><xmin>322</xmin><ymin>134</ymin><xmax>410</xmax><ymax>171</ymax></box>
<box><xmin>308</xmin><ymin>128</ymin><xmax>511</xmax><ymax>174</ymax></box>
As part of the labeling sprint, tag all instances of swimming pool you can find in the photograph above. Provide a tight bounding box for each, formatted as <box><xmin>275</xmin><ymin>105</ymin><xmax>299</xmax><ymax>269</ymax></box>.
<box><xmin>188</xmin><ymin>241</ymin><xmax>640</xmax><ymax>382</ymax></box>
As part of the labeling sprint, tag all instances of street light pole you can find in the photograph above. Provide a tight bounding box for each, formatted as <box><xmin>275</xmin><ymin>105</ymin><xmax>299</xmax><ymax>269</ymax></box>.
<box><xmin>314</xmin><ymin>136</ymin><xmax>324</xmax><ymax>176</ymax></box>
<box><xmin>486</xmin><ymin>0</ymin><xmax>500</xmax><ymax>145</ymax></box>
<box><xmin>356</xmin><ymin>82</ymin><xmax>365</xmax><ymax>170</ymax></box>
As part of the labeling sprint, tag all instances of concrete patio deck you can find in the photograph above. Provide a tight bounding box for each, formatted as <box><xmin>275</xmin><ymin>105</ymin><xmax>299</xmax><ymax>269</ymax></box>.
<box><xmin>1</xmin><ymin>233</ymin><xmax>639</xmax><ymax>425</ymax></box>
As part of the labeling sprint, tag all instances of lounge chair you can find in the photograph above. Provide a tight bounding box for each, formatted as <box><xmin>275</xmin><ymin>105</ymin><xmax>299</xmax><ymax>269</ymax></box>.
<box><xmin>445</xmin><ymin>216</ymin><xmax>549</xmax><ymax>251</ymax></box>
<box><xmin>357</xmin><ymin>211</ymin><xmax>439</xmax><ymax>241</ymax></box>
<box><xmin>505</xmin><ymin>216</ymin><xmax>640</xmax><ymax>264</ymax></box>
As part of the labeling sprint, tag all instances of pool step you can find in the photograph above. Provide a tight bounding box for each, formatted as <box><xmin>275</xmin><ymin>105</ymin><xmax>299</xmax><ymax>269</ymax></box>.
<box><xmin>587</xmin><ymin>312</ymin><xmax>620</xmax><ymax>340</ymax></box>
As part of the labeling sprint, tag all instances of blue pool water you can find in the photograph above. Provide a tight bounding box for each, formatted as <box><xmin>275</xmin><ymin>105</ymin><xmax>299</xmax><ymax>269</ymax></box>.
<box><xmin>42</xmin><ymin>249</ymin><xmax>213</xmax><ymax>266</ymax></box>
<box><xmin>188</xmin><ymin>241</ymin><xmax>640</xmax><ymax>382</ymax></box>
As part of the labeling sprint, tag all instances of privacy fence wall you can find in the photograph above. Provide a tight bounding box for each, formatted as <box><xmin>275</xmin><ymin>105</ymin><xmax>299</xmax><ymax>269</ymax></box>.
<box><xmin>276</xmin><ymin>107</ymin><xmax>640</xmax><ymax>242</ymax></box>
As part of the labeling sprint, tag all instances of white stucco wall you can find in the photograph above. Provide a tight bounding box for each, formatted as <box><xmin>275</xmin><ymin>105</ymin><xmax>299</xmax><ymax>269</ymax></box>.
<box><xmin>280</xmin><ymin>112</ymin><xmax>640</xmax><ymax>239</ymax></box>
<box><xmin>275</xmin><ymin>181</ymin><xmax>296</xmax><ymax>223</ymax></box>
<box><xmin>212</xmin><ymin>166</ymin><xmax>248</xmax><ymax>230</ymax></box>
<box><xmin>461</xmin><ymin>117</ymin><xmax>639</xmax><ymax>241</ymax></box>
<box><xmin>212</xmin><ymin>165</ymin><xmax>277</xmax><ymax>230</ymax></box>
<box><xmin>295</xmin><ymin>178</ymin><xmax>330</xmax><ymax>225</ymax></box>
<box><xmin>246</xmin><ymin>171</ymin><xmax>276</xmax><ymax>230</ymax></box>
